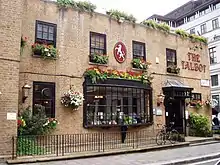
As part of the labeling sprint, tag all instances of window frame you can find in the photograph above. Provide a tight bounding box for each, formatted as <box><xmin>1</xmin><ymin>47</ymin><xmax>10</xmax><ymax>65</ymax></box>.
<box><xmin>83</xmin><ymin>79</ymin><xmax>153</xmax><ymax>128</ymax></box>
<box><xmin>89</xmin><ymin>32</ymin><xmax>107</xmax><ymax>58</ymax></box>
<box><xmin>35</xmin><ymin>20</ymin><xmax>57</xmax><ymax>47</ymax></box>
<box><xmin>190</xmin><ymin>28</ymin><xmax>195</xmax><ymax>34</ymax></box>
<box><xmin>191</xmin><ymin>93</ymin><xmax>202</xmax><ymax>101</ymax></box>
<box><xmin>212</xmin><ymin>18</ymin><xmax>219</xmax><ymax>30</ymax></box>
<box><xmin>209</xmin><ymin>47</ymin><xmax>217</xmax><ymax>64</ymax></box>
<box><xmin>200</xmin><ymin>23</ymin><xmax>207</xmax><ymax>34</ymax></box>
<box><xmin>166</xmin><ymin>48</ymin><xmax>177</xmax><ymax>67</ymax></box>
<box><xmin>33</xmin><ymin>81</ymin><xmax>56</xmax><ymax>118</ymax></box>
<box><xmin>132</xmin><ymin>41</ymin><xmax>146</xmax><ymax>60</ymax></box>
<box><xmin>211</xmin><ymin>75</ymin><xmax>219</xmax><ymax>86</ymax></box>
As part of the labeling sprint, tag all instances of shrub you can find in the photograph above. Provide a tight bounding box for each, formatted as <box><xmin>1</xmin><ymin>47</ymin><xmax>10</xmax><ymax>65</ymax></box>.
<box><xmin>106</xmin><ymin>9</ymin><xmax>137</xmax><ymax>23</ymax></box>
<box><xmin>17</xmin><ymin>137</ymin><xmax>45</xmax><ymax>156</ymax></box>
<box><xmin>141</xmin><ymin>20</ymin><xmax>170</xmax><ymax>33</ymax></box>
<box><xmin>189</xmin><ymin>113</ymin><xmax>212</xmax><ymax>137</ymax></box>
<box><xmin>57</xmin><ymin>0</ymin><xmax>96</xmax><ymax>12</ymax></box>
<box><xmin>18</xmin><ymin>105</ymin><xmax>58</xmax><ymax>136</ymax></box>
<box><xmin>175</xmin><ymin>29</ymin><xmax>189</xmax><ymax>38</ymax></box>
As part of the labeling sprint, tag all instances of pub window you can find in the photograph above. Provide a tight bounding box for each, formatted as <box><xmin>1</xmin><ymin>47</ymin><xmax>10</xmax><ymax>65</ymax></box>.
<box><xmin>191</xmin><ymin>93</ymin><xmax>202</xmax><ymax>101</ymax></box>
<box><xmin>200</xmin><ymin>23</ymin><xmax>207</xmax><ymax>34</ymax></box>
<box><xmin>132</xmin><ymin>41</ymin><xmax>146</xmax><ymax>60</ymax></box>
<box><xmin>84</xmin><ymin>85</ymin><xmax>152</xmax><ymax>127</ymax></box>
<box><xmin>211</xmin><ymin>75</ymin><xmax>219</xmax><ymax>86</ymax></box>
<box><xmin>89</xmin><ymin>32</ymin><xmax>106</xmax><ymax>62</ymax></box>
<box><xmin>166</xmin><ymin>48</ymin><xmax>177</xmax><ymax>67</ymax></box>
<box><xmin>209</xmin><ymin>47</ymin><xmax>217</xmax><ymax>64</ymax></box>
<box><xmin>35</xmin><ymin>20</ymin><xmax>57</xmax><ymax>47</ymax></box>
<box><xmin>212</xmin><ymin>18</ymin><xmax>219</xmax><ymax>30</ymax></box>
<box><xmin>33</xmin><ymin>82</ymin><xmax>55</xmax><ymax>118</ymax></box>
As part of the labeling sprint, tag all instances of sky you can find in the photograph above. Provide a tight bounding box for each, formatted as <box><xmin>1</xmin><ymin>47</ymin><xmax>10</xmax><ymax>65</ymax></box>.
<box><xmin>86</xmin><ymin>0</ymin><xmax>190</xmax><ymax>22</ymax></box>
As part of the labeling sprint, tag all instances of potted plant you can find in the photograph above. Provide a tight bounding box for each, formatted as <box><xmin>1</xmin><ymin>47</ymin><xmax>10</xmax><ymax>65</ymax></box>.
<box><xmin>61</xmin><ymin>89</ymin><xmax>84</xmax><ymax>110</ymax></box>
<box><xmin>31</xmin><ymin>43</ymin><xmax>57</xmax><ymax>59</ymax></box>
<box><xmin>90</xmin><ymin>53</ymin><xmax>108</xmax><ymax>64</ymax></box>
<box><xmin>167</xmin><ymin>64</ymin><xmax>180</xmax><ymax>74</ymax></box>
<box><xmin>190</xmin><ymin>100</ymin><xmax>203</xmax><ymax>110</ymax></box>
<box><xmin>131</xmin><ymin>58</ymin><xmax>151</xmax><ymax>70</ymax></box>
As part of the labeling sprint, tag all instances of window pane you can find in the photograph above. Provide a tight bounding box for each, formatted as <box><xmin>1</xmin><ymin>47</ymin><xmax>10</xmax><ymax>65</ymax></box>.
<box><xmin>37</xmin><ymin>31</ymin><xmax>42</xmax><ymax>39</ymax></box>
<box><xmin>43</xmin><ymin>25</ymin><xmax>48</xmax><ymax>32</ymax></box>
<box><xmin>37</xmin><ymin>24</ymin><xmax>43</xmax><ymax>31</ymax></box>
<box><xmin>43</xmin><ymin>32</ymin><xmax>48</xmax><ymax>39</ymax></box>
<box><xmin>211</xmin><ymin>75</ymin><xmax>218</xmax><ymax>86</ymax></box>
<box><xmin>49</xmin><ymin>26</ymin><xmax>54</xmax><ymax>33</ymax></box>
<box><xmin>49</xmin><ymin>33</ymin><xmax>54</xmax><ymax>41</ymax></box>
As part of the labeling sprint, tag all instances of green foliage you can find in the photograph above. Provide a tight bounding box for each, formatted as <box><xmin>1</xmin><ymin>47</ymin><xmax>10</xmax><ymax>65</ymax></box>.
<box><xmin>57</xmin><ymin>0</ymin><xmax>96</xmax><ymax>12</ymax></box>
<box><xmin>175</xmin><ymin>29</ymin><xmax>189</xmax><ymax>38</ymax></box>
<box><xmin>31</xmin><ymin>43</ymin><xmax>57</xmax><ymax>59</ymax></box>
<box><xmin>90</xmin><ymin>53</ymin><xmax>108</xmax><ymax>64</ymax></box>
<box><xmin>76</xmin><ymin>1</ymin><xmax>96</xmax><ymax>12</ymax></box>
<box><xmin>189</xmin><ymin>113</ymin><xmax>212</xmax><ymax>137</ymax></box>
<box><xmin>141</xmin><ymin>20</ymin><xmax>170</xmax><ymax>33</ymax></box>
<box><xmin>175</xmin><ymin>29</ymin><xmax>208</xmax><ymax>44</ymax></box>
<box><xmin>18</xmin><ymin>105</ymin><xmax>58</xmax><ymax>136</ymax></box>
<box><xmin>131</xmin><ymin>58</ymin><xmax>149</xmax><ymax>70</ymax></box>
<box><xmin>106</xmin><ymin>9</ymin><xmax>137</xmax><ymax>23</ymax></box>
<box><xmin>157</xmin><ymin>23</ymin><xmax>170</xmax><ymax>33</ymax></box>
<box><xmin>84</xmin><ymin>68</ymin><xmax>107</xmax><ymax>83</ymax></box>
<box><xmin>17</xmin><ymin>137</ymin><xmax>45</xmax><ymax>156</ymax></box>
<box><xmin>167</xmin><ymin>64</ymin><xmax>180</xmax><ymax>74</ymax></box>
<box><xmin>189</xmin><ymin>34</ymin><xmax>208</xmax><ymax>44</ymax></box>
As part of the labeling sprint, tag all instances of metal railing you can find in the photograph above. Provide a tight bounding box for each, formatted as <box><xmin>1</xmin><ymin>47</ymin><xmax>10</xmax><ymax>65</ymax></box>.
<box><xmin>12</xmin><ymin>129</ymin><xmax>183</xmax><ymax>159</ymax></box>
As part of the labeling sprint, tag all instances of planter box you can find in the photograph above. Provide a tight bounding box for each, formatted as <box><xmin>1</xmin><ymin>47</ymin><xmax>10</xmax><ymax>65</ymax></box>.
<box><xmin>84</xmin><ymin>77</ymin><xmax>151</xmax><ymax>89</ymax></box>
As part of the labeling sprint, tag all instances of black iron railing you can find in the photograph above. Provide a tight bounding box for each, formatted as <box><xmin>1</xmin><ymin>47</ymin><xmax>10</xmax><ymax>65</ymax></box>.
<box><xmin>12</xmin><ymin>130</ymin><xmax>182</xmax><ymax>159</ymax></box>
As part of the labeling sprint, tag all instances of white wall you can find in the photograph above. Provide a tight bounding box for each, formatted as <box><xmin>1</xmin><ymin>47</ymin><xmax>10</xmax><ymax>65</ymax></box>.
<box><xmin>176</xmin><ymin>4</ymin><xmax>220</xmax><ymax>107</ymax></box>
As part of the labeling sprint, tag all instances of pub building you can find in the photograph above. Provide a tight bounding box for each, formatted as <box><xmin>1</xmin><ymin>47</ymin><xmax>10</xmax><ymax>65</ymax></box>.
<box><xmin>0</xmin><ymin>0</ymin><xmax>211</xmax><ymax>155</ymax></box>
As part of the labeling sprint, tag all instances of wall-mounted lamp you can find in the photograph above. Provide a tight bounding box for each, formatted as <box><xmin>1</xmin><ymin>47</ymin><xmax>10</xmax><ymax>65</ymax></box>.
<box><xmin>0</xmin><ymin>91</ymin><xmax>2</xmax><ymax>95</ymax></box>
<box><xmin>157</xmin><ymin>93</ymin><xmax>165</xmax><ymax>106</ymax></box>
<box><xmin>22</xmin><ymin>84</ymin><xmax>31</xmax><ymax>103</ymax></box>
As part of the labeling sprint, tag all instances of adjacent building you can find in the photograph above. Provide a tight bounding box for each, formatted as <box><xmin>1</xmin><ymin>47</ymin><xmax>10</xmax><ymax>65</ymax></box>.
<box><xmin>0</xmin><ymin>0</ymin><xmax>211</xmax><ymax>157</ymax></box>
<box><xmin>147</xmin><ymin>0</ymin><xmax>220</xmax><ymax>112</ymax></box>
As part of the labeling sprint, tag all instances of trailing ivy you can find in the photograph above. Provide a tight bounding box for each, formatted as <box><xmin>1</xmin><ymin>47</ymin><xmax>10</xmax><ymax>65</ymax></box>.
<box><xmin>141</xmin><ymin>20</ymin><xmax>170</xmax><ymax>33</ymax></box>
<box><xmin>106</xmin><ymin>9</ymin><xmax>137</xmax><ymax>23</ymax></box>
<box><xmin>175</xmin><ymin>29</ymin><xmax>189</xmax><ymax>38</ymax></box>
<box><xmin>189</xmin><ymin>34</ymin><xmax>208</xmax><ymax>44</ymax></box>
<box><xmin>157</xmin><ymin>23</ymin><xmax>170</xmax><ymax>33</ymax></box>
<box><xmin>57</xmin><ymin>0</ymin><xmax>96</xmax><ymax>13</ymax></box>
<box><xmin>175</xmin><ymin>29</ymin><xmax>208</xmax><ymax>44</ymax></box>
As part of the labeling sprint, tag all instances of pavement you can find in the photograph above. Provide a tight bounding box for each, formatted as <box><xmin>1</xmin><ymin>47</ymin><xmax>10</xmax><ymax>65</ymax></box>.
<box><xmin>3</xmin><ymin>142</ymin><xmax>220</xmax><ymax>165</ymax></box>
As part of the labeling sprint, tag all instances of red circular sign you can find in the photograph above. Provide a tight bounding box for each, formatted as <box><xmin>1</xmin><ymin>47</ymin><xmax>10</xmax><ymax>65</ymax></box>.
<box><xmin>113</xmin><ymin>42</ymin><xmax>127</xmax><ymax>63</ymax></box>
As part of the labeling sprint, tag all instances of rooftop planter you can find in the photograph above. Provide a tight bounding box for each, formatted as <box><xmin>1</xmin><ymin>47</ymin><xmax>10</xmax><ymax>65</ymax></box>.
<box><xmin>83</xmin><ymin>67</ymin><xmax>153</xmax><ymax>85</ymax></box>
<box><xmin>106</xmin><ymin>9</ymin><xmax>137</xmax><ymax>23</ymax></box>
<box><xmin>131</xmin><ymin>58</ymin><xmax>151</xmax><ymax>70</ymax></box>
<box><xmin>175</xmin><ymin>29</ymin><xmax>208</xmax><ymax>44</ymax></box>
<box><xmin>57</xmin><ymin>0</ymin><xmax>96</xmax><ymax>13</ymax></box>
<box><xmin>89</xmin><ymin>53</ymin><xmax>108</xmax><ymax>65</ymax></box>
<box><xmin>31</xmin><ymin>43</ymin><xmax>57</xmax><ymax>60</ymax></box>
<box><xmin>141</xmin><ymin>20</ymin><xmax>170</xmax><ymax>33</ymax></box>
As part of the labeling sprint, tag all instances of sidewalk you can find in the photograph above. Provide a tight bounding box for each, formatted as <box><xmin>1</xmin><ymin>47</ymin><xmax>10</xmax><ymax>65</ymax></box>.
<box><xmin>6</xmin><ymin>142</ymin><xmax>220</xmax><ymax>165</ymax></box>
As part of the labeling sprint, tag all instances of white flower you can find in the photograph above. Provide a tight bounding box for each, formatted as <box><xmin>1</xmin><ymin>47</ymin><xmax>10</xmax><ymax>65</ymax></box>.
<box><xmin>47</xmin><ymin>53</ymin><xmax>51</xmax><ymax>57</ymax></box>
<box><xmin>44</xmin><ymin>48</ymin><xmax>49</xmax><ymax>52</ymax></box>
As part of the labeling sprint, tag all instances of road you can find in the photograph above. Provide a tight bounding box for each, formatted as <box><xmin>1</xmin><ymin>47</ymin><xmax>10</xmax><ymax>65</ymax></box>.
<box><xmin>1</xmin><ymin>143</ymin><xmax>220</xmax><ymax>165</ymax></box>
<box><xmin>189</xmin><ymin>158</ymin><xmax>220</xmax><ymax>165</ymax></box>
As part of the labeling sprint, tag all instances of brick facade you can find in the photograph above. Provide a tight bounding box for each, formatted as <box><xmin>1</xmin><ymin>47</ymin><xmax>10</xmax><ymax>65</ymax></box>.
<box><xmin>0</xmin><ymin>0</ymin><xmax>211</xmax><ymax>156</ymax></box>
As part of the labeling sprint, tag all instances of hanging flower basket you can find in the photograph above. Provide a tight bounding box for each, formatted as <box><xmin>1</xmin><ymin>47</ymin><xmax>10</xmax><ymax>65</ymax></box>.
<box><xmin>61</xmin><ymin>90</ymin><xmax>84</xmax><ymax>110</ymax></box>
